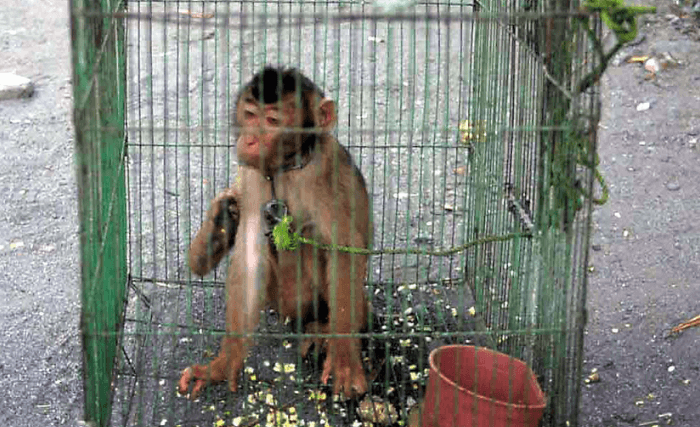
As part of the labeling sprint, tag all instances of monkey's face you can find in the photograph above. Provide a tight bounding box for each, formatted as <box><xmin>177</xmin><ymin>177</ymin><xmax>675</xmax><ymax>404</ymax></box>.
<box><xmin>236</xmin><ymin>93</ymin><xmax>304</xmax><ymax>170</ymax></box>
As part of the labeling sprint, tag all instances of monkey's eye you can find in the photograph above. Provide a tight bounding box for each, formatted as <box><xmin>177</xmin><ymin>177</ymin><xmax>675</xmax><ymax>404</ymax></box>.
<box><xmin>243</xmin><ymin>110</ymin><xmax>257</xmax><ymax>121</ymax></box>
<box><xmin>266</xmin><ymin>116</ymin><xmax>281</xmax><ymax>126</ymax></box>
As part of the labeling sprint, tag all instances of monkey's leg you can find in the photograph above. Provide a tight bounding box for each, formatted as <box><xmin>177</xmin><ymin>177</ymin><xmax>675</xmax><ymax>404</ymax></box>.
<box><xmin>322</xmin><ymin>252</ymin><xmax>369</xmax><ymax>398</ymax></box>
<box><xmin>178</xmin><ymin>270</ymin><xmax>269</xmax><ymax>399</ymax></box>
<box><xmin>188</xmin><ymin>187</ymin><xmax>240</xmax><ymax>276</ymax></box>
<box><xmin>179</xmin><ymin>217</ymin><xmax>270</xmax><ymax>400</ymax></box>
<box><xmin>274</xmin><ymin>224</ymin><xmax>327</xmax><ymax>360</ymax></box>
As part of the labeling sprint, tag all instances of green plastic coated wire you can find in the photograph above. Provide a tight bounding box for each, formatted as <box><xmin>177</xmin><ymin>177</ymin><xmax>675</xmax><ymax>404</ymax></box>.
<box><xmin>272</xmin><ymin>215</ymin><xmax>531</xmax><ymax>255</ymax></box>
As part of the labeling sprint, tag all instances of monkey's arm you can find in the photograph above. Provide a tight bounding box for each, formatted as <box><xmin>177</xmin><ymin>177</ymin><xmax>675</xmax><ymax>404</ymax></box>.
<box><xmin>188</xmin><ymin>186</ymin><xmax>241</xmax><ymax>276</ymax></box>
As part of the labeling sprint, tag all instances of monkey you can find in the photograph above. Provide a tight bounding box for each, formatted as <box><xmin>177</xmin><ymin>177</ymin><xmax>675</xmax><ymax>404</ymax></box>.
<box><xmin>179</xmin><ymin>66</ymin><xmax>372</xmax><ymax>401</ymax></box>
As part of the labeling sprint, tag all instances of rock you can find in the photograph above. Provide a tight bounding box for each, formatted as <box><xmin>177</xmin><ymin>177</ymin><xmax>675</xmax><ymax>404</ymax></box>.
<box><xmin>0</xmin><ymin>73</ymin><xmax>35</xmax><ymax>100</ymax></box>
<box><xmin>357</xmin><ymin>396</ymin><xmax>399</xmax><ymax>425</ymax></box>
<box><xmin>414</xmin><ymin>235</ymin><xmax>434</xmax><ymax>245</ymax></box>
<box><xmin>666</xmin><ymin>181</ymin><xmax>681</xmax><ymax>191</ymax></box>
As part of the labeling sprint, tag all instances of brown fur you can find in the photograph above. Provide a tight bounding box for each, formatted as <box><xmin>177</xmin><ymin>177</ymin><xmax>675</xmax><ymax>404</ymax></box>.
<box><xmin>188</xmin><ymin>185</ymin><xmax>241</xmax><ymax>276</ymax></box>
<box><xmin>179</xmin><ymin>67</ymin><xmax>371</xmax><ymax>400</ymax></box>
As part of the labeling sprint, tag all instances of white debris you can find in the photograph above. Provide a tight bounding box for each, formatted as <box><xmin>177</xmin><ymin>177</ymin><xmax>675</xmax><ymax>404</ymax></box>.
<box><xmin>0</xmin><ymin>73</ymin><xmax>34</xmax><ymax>100</ymax></box>
<box><xmin>9</xmin><ymin>241</ymin><xmax>25</xmax><ymax>250</ymax></box>
<box><xmin>644</xmin><ymin>57</ymin><xmax>662</xmax><ymax>74</ymax></box>
<box><xmin>636</xmin><ymin>102</ymin><xmax>651</xmax><ymax>112</ymax></box>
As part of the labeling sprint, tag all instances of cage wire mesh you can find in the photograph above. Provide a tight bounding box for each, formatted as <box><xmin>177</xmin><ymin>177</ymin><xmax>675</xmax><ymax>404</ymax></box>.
<box><xmin>71</xmin><ymin>0</ymin><xmax>602</xmax><ymax>425</ymax></box>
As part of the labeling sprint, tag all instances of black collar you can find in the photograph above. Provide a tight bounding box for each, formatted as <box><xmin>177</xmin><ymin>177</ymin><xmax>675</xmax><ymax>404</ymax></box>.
<box><xmin>262</xmin><ymin>139</ymin><xmax>318</xmax><ymax>241</ymax></box>
<box><xmin>263</xmin><ymin>161</ymin><xmax>304</xmax><ymax>252</ymax></box>
<box><xmin>276</xmin><ymin>145</ymin><xmax>315</xmax><ymax>174</ymax></box>
<box><xmin>266</xmin><ymin>144</ymin><xmax>316</xmax><ymax>186</ymax></box>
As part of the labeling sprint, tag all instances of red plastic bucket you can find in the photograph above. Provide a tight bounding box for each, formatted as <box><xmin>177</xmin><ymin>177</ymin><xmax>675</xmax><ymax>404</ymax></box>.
<box><xmin>421</xmin><ymin>345</ymin><xmax>546</xmax><ymax>427</ymax></box>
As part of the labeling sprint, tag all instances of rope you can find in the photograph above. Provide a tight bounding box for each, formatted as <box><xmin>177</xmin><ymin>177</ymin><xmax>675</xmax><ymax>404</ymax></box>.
<box><xmin>576</xmin><ymin>0</ymin><xmax>656</xmax><ymax>94</ymax></box>
<box><xmin>272</xmin><ymin>216</ymin><xmax>531</xmax><ymax>254</ymax></box>
<box><xmin>583</xmin><ymin>0</ymin><xmax>656</xmax><ymax>44</ymax></box>
<box><xmin>548</xmin><ymin>0</ymin><xmax>653</xmax><ymax>218</ymax></box>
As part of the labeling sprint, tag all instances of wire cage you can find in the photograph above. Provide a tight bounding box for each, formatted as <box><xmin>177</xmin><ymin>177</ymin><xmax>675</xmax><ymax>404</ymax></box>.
<box><xmin>71</xmin><ymin>0</ymin><xmax>601</xmax><ymax>425</ymax></box>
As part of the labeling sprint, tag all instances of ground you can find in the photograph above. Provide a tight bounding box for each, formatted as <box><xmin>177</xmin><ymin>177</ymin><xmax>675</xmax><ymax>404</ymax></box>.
<box><xmin>0</xmin><ymin>0</ymin><xmax>83</xmax><ymax>425</ymax></box>
<box><xmin>580</xmin><ymin>3</ymin><xmax>700</xmax><ymax>426</ymax></box>
<box><xmin>0</xmin><ymin>0</ymin><xmax>697</xmax><ymax>426</ymax></box>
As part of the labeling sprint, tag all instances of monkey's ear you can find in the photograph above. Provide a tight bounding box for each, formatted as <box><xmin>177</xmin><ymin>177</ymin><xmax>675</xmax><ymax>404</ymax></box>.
<box><xmin>318</xmin><ymin>98</ymin><xmax>337</xmax><ymax>132</ymax></box>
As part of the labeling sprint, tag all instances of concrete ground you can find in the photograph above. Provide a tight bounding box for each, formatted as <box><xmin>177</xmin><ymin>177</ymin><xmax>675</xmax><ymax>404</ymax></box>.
<box><xmin>0</xmin><ymin>0</ymin><xmax>83</xmax><ymax>425</ymax></box>
<box><xmin>580</xmin><ymin>3</ymin><xmax>700</xmax><ymax>426</ymax></box>
<box><xmin>0</xmin><ymin>0</ymin><xmax>697</xmax><ymax>425</ymax></box>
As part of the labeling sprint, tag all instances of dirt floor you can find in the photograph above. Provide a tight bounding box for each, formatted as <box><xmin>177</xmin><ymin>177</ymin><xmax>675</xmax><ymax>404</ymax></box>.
<box><xmin>0</xmin><ymin>0</ymin><xmax>698</xmax><ymax>426</ymax></box>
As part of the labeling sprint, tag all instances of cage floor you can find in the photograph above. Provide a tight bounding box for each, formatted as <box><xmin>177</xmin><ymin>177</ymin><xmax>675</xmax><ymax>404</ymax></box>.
<box><xmin>111</xmin><ymin>275</ymin><xmax>491</xmax><ymax>426</ymax></box>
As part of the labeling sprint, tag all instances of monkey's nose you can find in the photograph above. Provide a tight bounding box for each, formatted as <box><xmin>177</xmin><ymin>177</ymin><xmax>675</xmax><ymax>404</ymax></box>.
<box><xmin>244</xmin><ymin>136</ymin><xmax>259</xmax><ymax>146</ymax></box>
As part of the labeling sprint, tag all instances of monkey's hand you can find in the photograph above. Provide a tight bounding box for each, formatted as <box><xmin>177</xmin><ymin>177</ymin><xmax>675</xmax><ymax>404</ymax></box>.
<box><xmin>188</xmin><ymin>186</ymin><xmax>241</xmax><ymax>276</ymax></box>
<box><xmin>322</xmin><ymin>338</ymin><xmax>368</xmax><ymax>399</ymax></box>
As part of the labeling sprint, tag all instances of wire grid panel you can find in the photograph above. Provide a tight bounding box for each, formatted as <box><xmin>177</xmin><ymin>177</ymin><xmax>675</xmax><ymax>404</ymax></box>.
<box><xmin>118</xmin><ymin>2</ymin><xmax>479</xmax><ymax>426</ymax></box>
<box><xmin>93</xmin><ymin>1</ymin><xmax>598</xmax><ymax>427</ymax></box>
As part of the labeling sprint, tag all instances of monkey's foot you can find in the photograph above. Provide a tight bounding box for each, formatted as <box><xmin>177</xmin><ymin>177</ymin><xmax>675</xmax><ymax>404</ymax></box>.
<box><xmin>321</xmin><ymin>350</ymin><xmax>368</xmax><ymax>399</ymax></box>
<box><xmin>178</xmin><ymin>364</ymin><xmax>232</xmax><ymax>400</ymax></box>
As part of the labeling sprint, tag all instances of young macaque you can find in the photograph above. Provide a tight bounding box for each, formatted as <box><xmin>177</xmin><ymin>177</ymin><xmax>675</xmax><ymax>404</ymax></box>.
<box><xmin>179</xmin><ymin>66</ymin><xmax>372</xmax><ymax>400</ymax></box>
